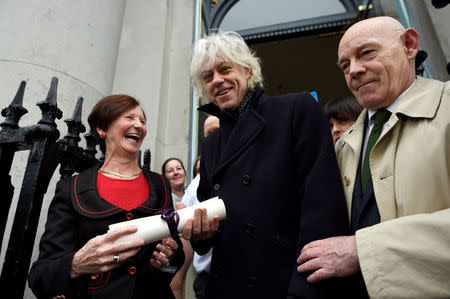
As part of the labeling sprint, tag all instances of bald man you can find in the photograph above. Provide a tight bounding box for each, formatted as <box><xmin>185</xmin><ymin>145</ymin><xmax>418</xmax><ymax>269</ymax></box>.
<box><xmin>297</xmin><ymin>17</ymin><xmax>450</xmax><ymax>298</ymax></box>
<box><xmin>203</xmin><ymin>115</ymin><xmax>219</xmax><ymax>138</ymax></box>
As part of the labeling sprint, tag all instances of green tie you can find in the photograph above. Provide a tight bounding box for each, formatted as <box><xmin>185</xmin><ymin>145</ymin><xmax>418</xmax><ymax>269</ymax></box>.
<box><xmin>361</xmin><ymin>108</ymin><xmax>391</xmax><ymax>192</ymax></box>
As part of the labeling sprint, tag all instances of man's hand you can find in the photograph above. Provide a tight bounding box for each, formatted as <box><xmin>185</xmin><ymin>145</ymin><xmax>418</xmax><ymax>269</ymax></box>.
<box><xmin>181</xmin><ymin>207</ymin><xmax>219</xmax><ymax>241</ymax></box>
<box><xmin>297</xmin><ymin>235</ymin><xmax>360</xmax><ymax>283</ymax></box>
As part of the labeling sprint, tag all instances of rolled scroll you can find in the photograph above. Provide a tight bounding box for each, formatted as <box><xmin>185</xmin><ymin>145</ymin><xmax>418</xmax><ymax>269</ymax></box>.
<box><xmin>109</xmin><ymin>196</ymin><xmax>226</xmax><ymax>244</ymax></box>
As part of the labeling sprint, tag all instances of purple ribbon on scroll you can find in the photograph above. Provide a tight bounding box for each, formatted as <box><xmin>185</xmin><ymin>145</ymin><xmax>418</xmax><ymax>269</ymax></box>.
<box><xmin>159</xmin><ymin>208</ymin><xmax>180</xmax><ymax>239</ymax></box>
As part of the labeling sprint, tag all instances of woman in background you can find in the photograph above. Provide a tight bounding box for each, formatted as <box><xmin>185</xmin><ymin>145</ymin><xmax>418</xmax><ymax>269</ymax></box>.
<box><xmin>324</xmin><ymin>96</ymin><xmax>363</xmax><ymax>145</ymax></box>
<box><xmin>162</xmin><ymin>158</ymin><xmax>194</xmax><ymax>299</ymax></box>
<box><xmin>162</xmin><ymin>158</ymin><xmax>187</xmax><ymax>206</ymax></box>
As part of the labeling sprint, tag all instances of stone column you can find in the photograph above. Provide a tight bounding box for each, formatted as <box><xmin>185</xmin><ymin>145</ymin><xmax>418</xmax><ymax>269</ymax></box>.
<box><xmin>112</xmin><ymin>0</ymin><xmax>195</xmax><ymax>172</ymax></box>
<box><xmin>0</xmin><ymin>1</ymin><xmax>126</xmax><ymax>298</ymax></box>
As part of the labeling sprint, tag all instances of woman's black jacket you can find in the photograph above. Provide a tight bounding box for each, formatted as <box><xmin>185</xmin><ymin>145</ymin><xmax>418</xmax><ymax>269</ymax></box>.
<box><xmin>28</xmin><ymin>164</ymin><xmax>184</xmax><ymax>299</ymax></box>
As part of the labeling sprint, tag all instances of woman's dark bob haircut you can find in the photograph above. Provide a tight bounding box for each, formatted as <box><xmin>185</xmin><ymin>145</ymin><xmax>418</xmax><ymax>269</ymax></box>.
<box><xmin>324</xmin><ymin>96</ymin><xmax>363</xmax><ymax>122</ymax></box>
<box><xmin>88</xmin><ymin>94</ymin><xmax>144</xmax><ymax>153</ymax></box>
<box><xmin>161</xmin><ymin>157</ymin><xmax>186</xmax><ymax>178</ymax></box>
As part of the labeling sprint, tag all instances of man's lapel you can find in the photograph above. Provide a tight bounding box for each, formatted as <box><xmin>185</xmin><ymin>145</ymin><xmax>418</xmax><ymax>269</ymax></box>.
<box><xmin>214</xmin><ymin>108</ymin><xmax>265</xmax><ymax>176</ymax></box>
<box><xmin>338</xmin><ymin>111</ymin><xmax>366</xmax><ymax>217</ymax></box>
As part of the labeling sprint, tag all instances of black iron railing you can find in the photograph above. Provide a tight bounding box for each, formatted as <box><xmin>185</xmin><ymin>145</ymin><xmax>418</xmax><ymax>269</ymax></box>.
<box><xmin>0</xmin><ymin>78</ymin><xmax>150</xmax><ymax>298</ymax></box>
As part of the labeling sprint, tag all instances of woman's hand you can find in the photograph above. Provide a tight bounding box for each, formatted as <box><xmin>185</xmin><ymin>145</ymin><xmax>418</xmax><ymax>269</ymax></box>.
<box><xmin>150</xmin><ymin>237</ymin><xmax>178</xmax><ymax>269</ymax></box>
<box><xmin>70</xmin><ymin>226</ymin><xmax>144</xmax><ymax>278</ymax></box>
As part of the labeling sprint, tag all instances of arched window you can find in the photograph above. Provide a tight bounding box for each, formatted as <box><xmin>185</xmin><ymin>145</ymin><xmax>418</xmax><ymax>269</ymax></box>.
<box><xmin>220</xmin><ymin>0</ymin><xmax>346</xmax><ymax>32</ymax></box>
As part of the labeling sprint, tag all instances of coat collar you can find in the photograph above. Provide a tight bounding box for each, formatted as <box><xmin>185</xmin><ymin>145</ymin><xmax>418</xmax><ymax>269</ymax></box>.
<box><xmin>71</xmin><ymin>164</ymin><xmax>170</xmax><ymax>218</ymax></box>
<box><xmin>214</xmin><ymin>107</ymin><xmax>265</xmax><ymax>176</ymax></box>
<box><xmin>337</xmin><ymin>76</ymin><xmax>446</xmax><ymax>222</ymax></box>
<box><xmin>337</xmin><ymin>110</ymin><xmax>366</xmax><ymax>159</ymax></box>
<box><xmin>198</xmin><ymin>102</ymin><xmax>221</xmax><ymax>117</ymax></box>
<box><xmin>200</xmin><ymin>85</ymin><xmax>266</xmax><ymax>177</ymax></box>
<box><xmin>394</xmin><ymin>76</ymin><xmax>444</xmax><ymax>119</ymax></box>
<box><xmin>375</xmin><ymin>76</ymin><xmax>444</xmax><ymax>145</ymax></box>
<box><xmin>337</xmin><ymin>76</ymin><xmax>445</xmax><ymax>153</ymax></box>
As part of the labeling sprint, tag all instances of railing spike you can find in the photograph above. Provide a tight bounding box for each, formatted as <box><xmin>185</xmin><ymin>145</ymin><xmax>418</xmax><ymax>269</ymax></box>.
<box><xmin>62</xmin><ymin>97</ymin><xmax>85</xmax><ymax>143</ymax></box>
<box><xmin>83</xmin><ymin>130</ymin><xmax>98</xmax><ymax>161</ymax></box>
<box><xmin>37</xmin><ymin>77</ymin><xmax>62</xmax><ymax>127</ymax></box>
<box><xmin>1</xmin><ymin>81</ymin><xmax>28</xmax><ymax>128</ymax></box>
<box><xmin>143</xmin><ymin>149</ymin><xmax>151</xmax><ymax>171</ymax></box>
<box><xmin>46</xmin><ymin>77</ymin><xmax>58</xmax><ymax>106</ymax></box>
<box><xmin>12</xmin><ymin>81</ymin><xmax>26</xmax><ymax>107</ymax></box>
<box><xmin>71</xmin><ymin>97</ymin><xmax>83</xmax><ymax>122</ymax></box>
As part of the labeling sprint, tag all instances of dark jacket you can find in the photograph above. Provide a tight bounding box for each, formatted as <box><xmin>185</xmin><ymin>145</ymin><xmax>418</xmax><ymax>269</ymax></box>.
<box><xmin>195</xmin><ymin>85</ymin><xmax>351</xmax><ymax>298</ymax></box>
<box><xmin>28</xmin><ymin>164</ymin><xmax>184</xmax><ymax>299</ymax></box>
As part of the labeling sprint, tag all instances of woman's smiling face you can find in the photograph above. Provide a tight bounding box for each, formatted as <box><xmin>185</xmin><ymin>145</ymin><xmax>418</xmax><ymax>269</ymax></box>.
<box><xmin>100</xmin><ymin>106</ymin><xmax>147</xmax><ymax>157</ymax></box>
<box><xmin>164</xmin><ymin>159</ymin><xmax>186</xmax><ymax>190</ymax></box>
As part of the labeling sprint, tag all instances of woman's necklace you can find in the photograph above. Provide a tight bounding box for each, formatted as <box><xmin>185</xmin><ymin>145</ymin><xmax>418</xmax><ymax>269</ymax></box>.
<box><xmin>98</xmin><ymin>168</ymin><xmax>142</xmax><ymax>178</ymax></box>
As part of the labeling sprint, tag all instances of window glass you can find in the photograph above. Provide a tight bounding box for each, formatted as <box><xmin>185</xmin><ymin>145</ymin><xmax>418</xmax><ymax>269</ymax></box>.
<box><xmin>220</xmin><ymin>0</ymin><xmax>346</xmax><ymax>31</ymax></box>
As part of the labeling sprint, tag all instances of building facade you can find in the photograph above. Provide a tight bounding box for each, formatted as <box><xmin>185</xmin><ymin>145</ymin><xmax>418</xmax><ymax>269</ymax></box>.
<box><xmin>0</xmin><ymin>0</ymin><xmax>448</xmax><ymax>298</ymax></box>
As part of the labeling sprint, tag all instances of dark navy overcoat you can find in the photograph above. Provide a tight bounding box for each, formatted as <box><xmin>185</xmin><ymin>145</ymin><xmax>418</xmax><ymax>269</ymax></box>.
<box><xmin>195</xmin><ymin>85</ymin><xmax>351</xmax><ymax>298</ymax></box>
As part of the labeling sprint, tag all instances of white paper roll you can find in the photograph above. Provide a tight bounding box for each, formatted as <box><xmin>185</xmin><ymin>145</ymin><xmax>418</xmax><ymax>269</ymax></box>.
<box><xmin>109</xmin><ymin>196</ymin><xmax>226</xmax><ymax>244</ymax></box>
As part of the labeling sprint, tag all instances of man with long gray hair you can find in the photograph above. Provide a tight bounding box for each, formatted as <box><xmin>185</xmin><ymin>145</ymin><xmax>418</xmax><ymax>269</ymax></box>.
<box><xmin>181</xmin><ymin>31</ymin><xmax>352</xmax><ymax>298</ymax></box>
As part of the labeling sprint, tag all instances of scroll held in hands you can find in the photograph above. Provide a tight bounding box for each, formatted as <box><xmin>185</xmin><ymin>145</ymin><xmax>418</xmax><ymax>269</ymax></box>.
<box><xmin>109</xmin><ymin>196</ymin><xmax>226</xmax><ymax>244</ymax></box>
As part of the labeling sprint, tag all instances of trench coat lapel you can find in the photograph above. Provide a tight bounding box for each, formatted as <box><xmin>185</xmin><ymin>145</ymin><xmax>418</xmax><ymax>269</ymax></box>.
<box><xmin>363</xmin><ymin>77</ymin><xmax>434</xmax><ymax>221</ymax></box>
<box><xmin>347</xmin><ymin>112</ymin><xmax>379</xmax><ymax>228</ymax></box>
<box><xmin>369</xmin><ymin>115</ymin><xmax>399</xmax><ymax>221</ymax></box>
<box><xmin>345</xmin><ymin>116</ymin><xmax>364</xmax><ymax>160</ymax></box>
<box><xmin>351</xmin><ymin>110</ymin><xmax>399</xmax><ymax>222</ymax></box>
<box><xmin>214</xmin><ymin>108</ymin><xmax>265</xmax><ymax>176</ymax></box>
<box><xmin>339</xmin><ymin>111</ymin><xmax>365</xmax><ymax>215</ymax></box>
<box><xmin>368</xmin><ymin>77</ymin><xmax>438</xmax><ymax>222</ymax></box>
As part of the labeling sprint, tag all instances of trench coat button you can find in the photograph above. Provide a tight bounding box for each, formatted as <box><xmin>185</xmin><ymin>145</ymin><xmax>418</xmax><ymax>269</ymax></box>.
<box><xmin>242</xmin><ymin>175</ymin><xmax>251</xmax><ymax>185</ymax></box>
<box><xmin>90</xmin><ymin>273</ymin><xmax>100</xmax><ymax>280</ymax></box>
<box><xmin>126</xmin><ymin>212</ymin><xmax>134</xmax><ymax>220</ymax></box>
<box><xmin>344</xmin><ymin>176</ymin><xmax>350</xmax><ymax>187</ymax></box>
<box><xmin>248</xmin><ymin>275</ymin><xmax>256</xmax><ymax>287</ymax></box>
<box><xmin>213</xmin><ymin>183</ymin><xmax>220</xmax><ymax>191</ymax></box>
<box><xmin>243</xmin><ymin>223</ymin><xmax>255</xmax><ymax>235</ymax></box>
<box><xmin>128</xmin><ymin>266</ymin><xmax>137</xmax><ymax>275</ymax></box>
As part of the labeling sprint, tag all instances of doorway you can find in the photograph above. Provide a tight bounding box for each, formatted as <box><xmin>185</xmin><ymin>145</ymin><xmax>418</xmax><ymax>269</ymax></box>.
<box><xmin>250</xmin><ymin>33</ymin><xmax>352</xmax><ymax>106</ymax></box>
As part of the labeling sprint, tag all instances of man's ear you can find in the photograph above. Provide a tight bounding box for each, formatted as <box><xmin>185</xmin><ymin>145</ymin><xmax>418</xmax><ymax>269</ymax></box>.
<box><xmin>244</xmin><ymin>67</ymin><xmax>252</xmax><ymax>80</ymax></box>
<box><xmin>403</xmin><ymin>28</ymin><xmax>420</xmax><ymax>60</ymax></box>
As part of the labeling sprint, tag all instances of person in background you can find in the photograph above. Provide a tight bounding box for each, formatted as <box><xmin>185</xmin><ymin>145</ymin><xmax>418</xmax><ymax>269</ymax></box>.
<box><xmin>180</xmin><ymin>114</ymin><xmax>219</xmax><ymax>299</ymax></box>
<box><xmin>297</xmin><ymin>16</ymin><xmax>450</xmax><ymax>298</ymax></box>
<box><xmin>193</xmin><ymin>156</ymin><xmax>201</xmax><ymax>178</ymax></box>
<box><xmin>181</xmin><ymin>30</ymin><xmax>351</xmax><ymax>298</ymax></box>
<box><xmin>202</xmin><ymin>115</ymin><xmax>220</xmax><ymax>140</ymax></box>
<box><xmin>323</xmin><ymin>96</ymin><xmax>362</xmax><ymax>145</ymax></box>
<box><xmin>28</xmin><ymin>94</ymin><xmax>184</xmax><ymax>299</ymax></box>
<box><xmin>162</xmin><ymin>158</ymin><xmax>188</xmax><ymax>206</ymax></box>
<box><xmin>162</xmin><ymin>158</ymin><xmax>194</xmax><ymax>299</ymax></box>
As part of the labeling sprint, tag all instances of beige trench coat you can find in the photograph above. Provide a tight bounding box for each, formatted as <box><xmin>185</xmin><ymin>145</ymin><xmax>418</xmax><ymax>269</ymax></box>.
<box><xmin>336</xmin><ymin>76</ymin><xmax>450</xmax><ymax>298</ymax></box>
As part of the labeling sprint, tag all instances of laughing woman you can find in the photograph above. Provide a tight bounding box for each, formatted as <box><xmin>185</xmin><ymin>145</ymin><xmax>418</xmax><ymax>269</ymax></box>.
<box><xmin>28</xmin><ymin>95</ymin><xmax>184</xmax><ymax>299</ymax></box>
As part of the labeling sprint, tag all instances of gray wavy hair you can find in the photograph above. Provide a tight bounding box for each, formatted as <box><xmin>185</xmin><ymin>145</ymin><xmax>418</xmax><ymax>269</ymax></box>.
<box><xmin>190</xmin><ymin>31</ymin><xmax>263</xmax><ymax>102</ymax></box>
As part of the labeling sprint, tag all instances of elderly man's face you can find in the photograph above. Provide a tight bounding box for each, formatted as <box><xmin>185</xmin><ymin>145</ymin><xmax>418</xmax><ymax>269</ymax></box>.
<box><xmin>337</xmin><ymin>21</ymin><xmax>414</xmax><ymax>110</ymax></box>
<box><xmin>201</xmin><ymin>59</ymin><xmax>250</xmax><ymax>111</ymax></box>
